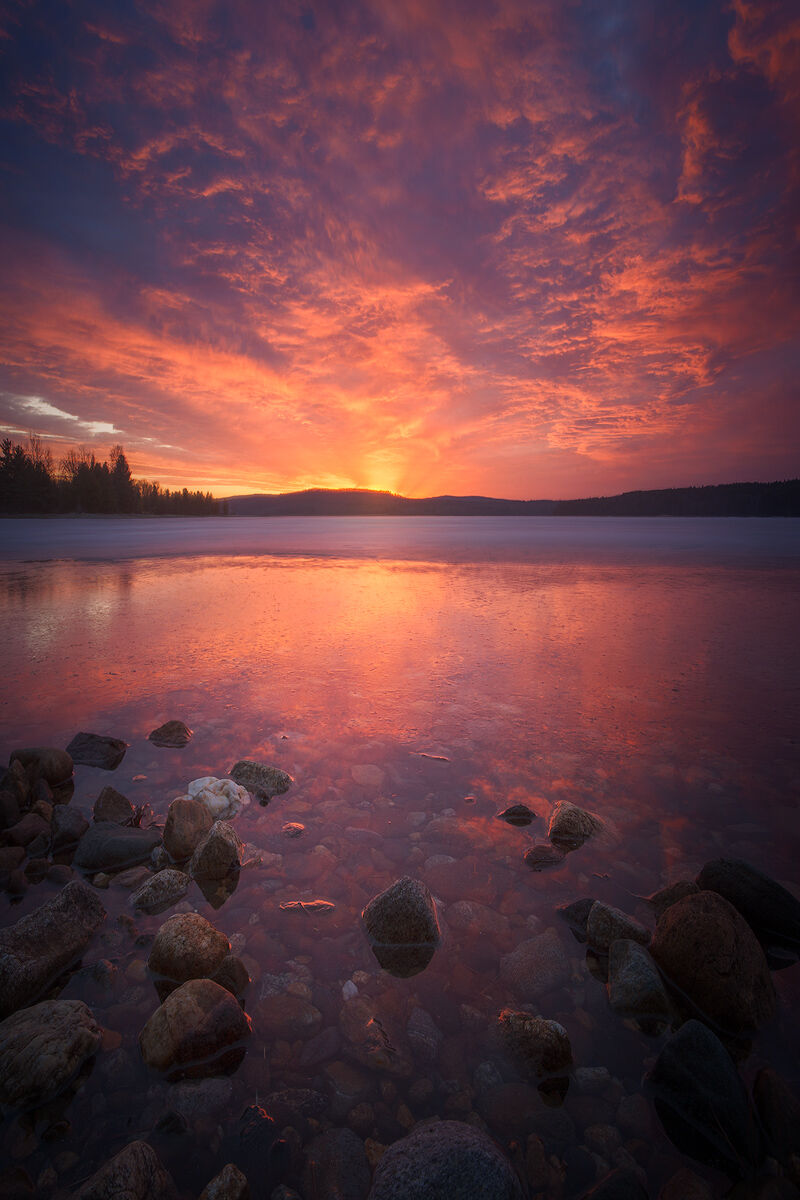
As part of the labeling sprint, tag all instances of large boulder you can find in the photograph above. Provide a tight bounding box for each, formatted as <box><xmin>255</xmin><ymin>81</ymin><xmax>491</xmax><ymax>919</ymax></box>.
<box><xmin>149</xmin><ymin>720</ymin><xmax>192</xmax><ymax>748</ymax></box>
<box><xmin>66</xmin><ymin>732</ymin><xmax>128</xmax><ymax>770</ymax></box>
<box><xmin>229</xmin><ymin>759</ymin><xmax>292</xmax><ymax>799</ymax></box>
<box><xmin>148</xmin><ymin>913</ymin><xmax>230</xmax><ymax>982</ymax></box>
<box><xmin>0</xmin><ymin>881</ymin><xmax>106</xmax><ymax>1017</ymax></box>
<box><xmin>0</xmin><ymin>999</ymin><xmax>101</xmax><ymax>1112</ymax></box>
<box><xmin>139</xmin><ymin>978</ymin><xmax>251</xmax><ymax>1080</ymax></box>
<box><xmin>493</xmin><ymin>1010</ymin><xmax>572</xmax><ymax>1080</ymax></box>
<box><xmin>75</xmin><ymin>1140</ymin><xmax>176</xmax><ymax>1200</ymax></box>
<box><xmin>163</xmin><ymin>796</ymin><xmax>213</xmax><ymax>861</ymax></box>
<box><xmin>697</xmin><ymin>858</ymin><xmax>800</xmax><ymax>967</ymax></box>
<box><xmin>73</xmin><ymin>823</ymin><xmax>162</xmax><ymax>874</ymax></box>
<box><xmin>362</xmin><ymin>877</ymin><xmax>440</xmax><ymax>977</ymax></box>
<box><xmin>547</xmin><ymin>801</ymin><xmax>603</xmax><ymax>850</ymax></box>
<box><xmin>189</xmin><ymin>820</ymin><xmax>244</xmax><ymax>880</ymax></box>
<box><xmin>10</xmin><ymin>747</ymin><xmax>73</xmax><ymax>787</ymax></box>
<box><xmin>302</xmin><ymin>1128</ymin><xmax>371</xmax><ymax>1200</ymax></box>
<box><xmin>368</xmin><ymin>1119</ymin><xmax>525</xmax><ymax>1199</ymax></box>
<box><xmin>499</xmin><ymin>928</ymin><xmax>571</xmax><ymax>1000</ymax></box>
<box><xmin>650</xmin><ymin>891</ymin><xmax>775</xmax><ymax>1034</ymax></box>
<box><xmin>644</xmin><ymin>1019</ymin><xmax>762</xmax><ymax>1177</ymax></box>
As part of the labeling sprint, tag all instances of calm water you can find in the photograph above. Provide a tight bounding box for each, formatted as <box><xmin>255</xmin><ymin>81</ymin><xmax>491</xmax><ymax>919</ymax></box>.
<box><xmin>1</xmin><ymin>517</ymin><xmax>799</xmax><ymax>1196</ymax></box>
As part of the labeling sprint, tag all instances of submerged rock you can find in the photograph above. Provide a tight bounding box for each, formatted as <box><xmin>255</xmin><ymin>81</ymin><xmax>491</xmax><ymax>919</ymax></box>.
<box><xmin>607</xmin><ymin>939</ymin><xmax>671</xmax><ymax>1026</ymax></box>
<box><xmin>51</xmin><ymin>804</ymin><xmax>89</xmax><ymax>850</ymax></box>
<box><xmin>0</xmin><ymin>998</ymin><xmax>101</xmax><ymax>1113</ymax></box>
<box><xmin>73</xmin><ymin>822</ymin><xmax>162</xmax><ymax>873</ymax></box>
<box><xmin>229</xmin><ymin>759</ymin><xmax>293</xmax><ymax>799</ymax></box>
<box><xmin>587</xmin><ymin>903</ymin><xmax>651</xmax><ymax>953</ymax></box>
<box><xmin>644</xmin><ymin>1019</ymin><xmax>762</xmax><ymax>1177</ymax></box>
<box><xmin>139</xmin><ymin>978</ymin><xmax>251</xmax><ymax>1079</ymax></box>
<box><xmin>149</xmin><ymin>720</ymin><xmax>193</xmax><ymax>748</ymax></box>
<box><xmin>0</xmin><ymin>881</ymin><xmax>106</xmax><ymax>1018</ymax></box>
<box><xmin>148</xmin><ymin>912</ymin><xmax>230</xmax><ymax>982</ymax></box>
<box><xmin>645</xmin><ymin>880</ymin><xmax>700</xmax><ymax>921</ymax></box>
<box><xmin>500</xmin><ymin>927</ymin><xmax>571</xmax><ymax>1000</ymax></box>
<box><xmin>66</xmin><ymin>732</ymin><xmax>128</xmax><ymax>770</ymax></box>
<box><xmin>697</xmin><ymin>858</ymin><xmax>800</xmax><ymax>968</ymax></box>
<box><xmin>190</xmin><ymin>820</ymin><xmax>244</xmax><ymax>880</ymax></box>
<box><xmin>557</xmin><ymin>897</ymin><xmax>595</xmax><ymax>942</ymax></box>
<box><xmin>75</xmin><ymin>1140</ymin><xmax>176</xmax><ymax>1200</ymax></box>
<box><xmin>524</xmin><ymin>842</ymin><xmax>565</xmax><ymax>871</ymax></box>
<box><xmin>93</xmin><ymin>785</ymin><xmax>135</xmax><ymax>824</ymax></box>
<box><xmin>163</xmin><ymin>796</ymin><xmax>214</xmax><ymax>862</ymax></box>
<box><xmin>547</xmin><ymin>801</ymin><xmax>604</xmax><ymax>850</ymax></box>
<box><xmin>187</xmin><ymin>777</ymin><xmax>250</xmax><ymax>820</ymax></box>
<box><xmin>199</xmin><ymin>1162</ymin><xmax>249</xmax><ymax>1200</ymax></box>
<box><xmin>493</xmin><ymin>1010</ymin><xmax>572</xmax><ymax>1079</ymax></box>
<box><xmin>130</xmin><ymin>869</ymin><xmax>189</xmax><ymax>914</ymax></box>
<box><xmin>303</xmin><ymin>1128</ymin><xmax>371</xmax><ymax>1200</ymax></box>
<box><xmin>362</xmin><ymin>877</ymin><xmax>440</xmax><ymax>978</ymax></box>
<box><xmin>10</xmin><ymin>746</ymin><xmax>72</xmax><ymax>787</ymax></box>
<box><xmin>496</xmin><ymin>804</ymin><xmax>536</xmax><ymax>826</ymax></box>
<box><xmin>752</xmin><ymin>1067</ymin><xmax>800</xmax><ymax>1171</ymax></box>
<box><xmin>368</xmin><ymin>1119</ymin><xmax>524</xmax><ymax>1200</ymax></box>
<box><xmin>579</xmin><ymin>1168</ymin><xmax>649</xmax><ymax>1199</ymax></box>
<box><xmin>650</xmin><ymin>890</ymin><xmax>775</xmax><ymax>1034</ymax></box>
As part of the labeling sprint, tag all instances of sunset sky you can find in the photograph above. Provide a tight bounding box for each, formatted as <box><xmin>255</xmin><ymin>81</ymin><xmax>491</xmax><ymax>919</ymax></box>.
<box><xmin>0</xmin><ymin>0</ymin><xmax>798</xmax><ymax>499</ymax></box>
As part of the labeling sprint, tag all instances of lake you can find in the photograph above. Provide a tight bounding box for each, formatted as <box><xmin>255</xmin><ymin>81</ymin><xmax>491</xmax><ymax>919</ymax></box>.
<box><xmin>0</xmin><ymin>516</ymin><xmax>799</xmax><ymax>1198</ymax></box>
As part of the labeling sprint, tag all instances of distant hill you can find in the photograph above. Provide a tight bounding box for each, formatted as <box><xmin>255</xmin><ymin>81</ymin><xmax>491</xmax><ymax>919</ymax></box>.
<box><xmin>227</xmin><ymin>480</ymin><xmax>800</xmax><ymax>517</ymax></box>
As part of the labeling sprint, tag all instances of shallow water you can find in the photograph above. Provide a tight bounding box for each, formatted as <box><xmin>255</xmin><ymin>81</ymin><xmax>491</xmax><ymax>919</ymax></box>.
<box><xmin>1</xmin><ymin>517</ymin><xmax>799</xmax><ymax>1196</ymax></box>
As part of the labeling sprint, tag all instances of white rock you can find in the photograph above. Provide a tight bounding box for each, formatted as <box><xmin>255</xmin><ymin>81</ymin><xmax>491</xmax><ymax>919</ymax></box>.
<box><xmin>186</xmin><ymin>777</ymin><xmax>250</xmax><ymax>820</ymax></box>
<box><xmin>342</xmin><ymin>980</ymin><xmax>358</xmax><ymax>1000</ymax></box>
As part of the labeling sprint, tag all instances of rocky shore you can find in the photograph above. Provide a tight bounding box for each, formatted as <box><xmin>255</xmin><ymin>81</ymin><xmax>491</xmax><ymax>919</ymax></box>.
<box><xmin>0</xmin><ymin>733</ymin><xmax>799</xmax><ymax>1200</ymax></box>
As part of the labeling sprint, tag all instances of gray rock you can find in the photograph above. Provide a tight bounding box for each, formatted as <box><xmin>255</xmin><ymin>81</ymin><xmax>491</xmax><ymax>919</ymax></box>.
<box><xmin>75</xmin><ymin>1140</ymin><xmax>176</xmax><ymax>1200</ymax></box>
<box><xmin>523</xmin><ymin>842</ymin><xmax>565</xmax><ymax>871</ymax></box>
<box><xmin>607</xmin><ymin>939</ymin><xmax>671</xmax><ymax>1024</ymax></box>
<box><xmin>0</xmin><ymin>999</ymin><xmax>101</xmax><ymax>1112</ymax></box>
<box><xmin>66</xmin><ymin>732</ymin><xmax>128</xmax><ymax>770</ymax></box>
<box><xmin>362</xmin><ymin>877</ymin><xmax>440</xmax><ymax>978</ymax></box>
<box><xmin>368</xmin><ymin>1119</ymin><xmax>524</xmax><ymax>1199</ymax></box>
<box><xmin>496</xmin><ymin>804</ymin><xmax>536</xmax><ymax>826</ymax></box>
<box><xmin>0</xmin><ymin>881</ymin><xmax>106</xmax><ymax>1018</ymax></box>
<box><xmin>10</xmin><ymin>747</ymin><xmax>73</xmax><ymax>787</ymax></box>
<box><xmin>587</xmin><ymin>903</ymin><xmax>650</xmax><ymax>953</ymax></box>
<box><xmin>149</xmin><ymin>720</ymin><xmax>193</xmax><ymax>749</ymax></box>
<box><xmin>697</xmin><ymin>857</ymin><xmax>800</xmax><ymax>967</ymax></box>
<box><xmin>407</xmin><ymin>1007</ymin><xmax>443</xmax><ymax>1062</ymax></box>
<box><xmin>130</xmin><ymin>869</ymin><xmax>189</xmax><ymax>914</ymax></box>
<box><xmin>93</xmin><ymin>786</ymin><xmax>135</xmax><ymax>825</ymax></box>
<box><xmin>557</xmin><ymin>897</ymin><xmax>596</xmax><ymax>941</ymax></box>
<box><xmin>500</xmin><ymin>927</ymin><xmax>571</xmax><ymax>999</ymax></box>
<box><xmin>189</xmin><ymin>820</ymin><xmax>243</xmax><ymax>880</ymax></box>
<box><xmin>73</xmin><ymin>822</ymin><xmax>162</xmax><ymax>873</ymax></box>
<box><xmin>172</xmin><ymin>1076</ymin><xmax>234</xmax><ymax>1119</ymax></box>
<box><xmin>51</xmin><ymin>805</ymin><xmax>89</xmax><ymax>851</ymax></box>
<box><xmin>148</xmin><ymin>912</ymin><xmax>230</xmax><ymax>982</ymax></box>
<box><xmin>644</xmin><ymin>1019</ymin><xmax>763</xmax><ymax>1177</ymax></box>
<box><xmin>547</xmin><ymin>801</ymin><xmax>604</xmax><ymax>849</ymax></box>
<box><xmin>199</xmin><ymin>1163</ymin><xmax>249</xmax><ymax>1200</ymax></box>
<box><xmin>493</xmin><ymin>1010</ymin><xmax>572</xmax><ymax>1080</ymax></box>
<box><xmin>446</xmin><ymin>900</ymin><xmax>509</xmax><ymax>937</ymax></box>
<box><xmin>139</xmin><ymin>978</ymin><xmax>251</xmax><ymax>1080</ymax></box>
<box><xmin>229</xmin><ymin>759</ymin><xmax>292</xmax><ymax>799</ymax></box>
<box><xmin>301</xmin><ymin>1128</ymin><xmax>371</xmax><ymax>1200</ymax></box>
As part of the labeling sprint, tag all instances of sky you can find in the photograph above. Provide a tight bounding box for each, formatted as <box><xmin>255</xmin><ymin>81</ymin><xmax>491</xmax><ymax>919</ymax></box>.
<box><xmin>0</xmin><ymin>0</ymin><xmax>798</xmax><ymax>499</ymax></box>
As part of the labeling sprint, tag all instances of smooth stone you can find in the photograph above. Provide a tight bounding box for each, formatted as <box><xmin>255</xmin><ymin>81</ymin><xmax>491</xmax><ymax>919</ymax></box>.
<box><xmin>299</xmin><ymin>1026</ymin><xmax>342</xmax><ymax>1067</ymax></box>
<box><xmin>752</xmin><ymin>1067</ymin><xmax>800</xmax><ymax>1167</ymax></box>
<box><xmin>199</xmin><ymin>1162</ymin><xmax>249</xmax><ymax>1200</ymax></box>
<box><xmin>0</xmin><ymin>881</ymin><xmax>106</xmax><ymax>1018</ymax></box>
<box><xmin>644</xmin><ymin>1019</ymin><xmax>763</xmax><ymax>1177</ymax></box>
<box><xmin>407</xmin><ymin>1007</ymin><xmax>443</xmax><ymax>1063</ymax></box>
<box><xmin>0</xmin><ymin>789</ymin><xmax>20</xmax><ymax>830</ymax></box>
<box><xmin>66</xmin><ymin>732</ymin><xmax>128</xmax><ymax>770</ymax></box>
<box><xmin>73</xmin><ymin>823</ymin><xmax>162</xmax><ymax>873</ymax></box>
<box><xmin>608</xmin><ymin>940</ymin><xmax>671</xmax><ymax>1023</ymax></box>
<box><xmin>524</xmin><ymin>842</ymin><xmax>565</xmax><ymax>871</ymax></box>
<box><xmin>658</xmin><ymin>1168</ymin><xmax>715</xmax><ymax>1200</ymax></box>
<box><xmin>446</xmin><ymin>900</ymin><xmax>509</xmax><ymax>938</ymax></box>
<box><xmin>163</xmin><ymin>796</ymin><xmax>213</xmax><ymax>861</ymax></box>
<box><xmin>645</xmin><ymin>880</ymin><xmax>700</xmax><ymax>921</ymax></box>
<box><xmin>93</xmin><ymin>786</ymin><xmax>135</xmax><ymax>824</ymax></box>
<box><xmin>496</xmin><ymin>804</ymin><xmax>536</xmax><ymax>826</ymax></box>
<box><xmin>171</xmin><ymin>1076</ymin><xmax>234</xmax><ymax>1118</ymax></box>
<box><xmin>149</xmin><ymin>720</ymin><xmax>193</xmax><ymax>748</ymax></box>
<box><xmin>547</xmin><ymin>801</ymin><xmax>604</xmax><ymax>849</ymax></box>
<box><xmin>500</xmin><ymin>927</ymin><xmax>571</xmax><ymax>999</ymax></box>
<box><xmin>362</xmin><ymin>877</ymin><xmax>440</xmax><ymax>978</ymax></box>
<box><xmin>2</xmin><ymin>813</ymin><xmax>48</xmax><ymax>847</ymax></box>
<box><xmin>229</xmin><ymin>759</ymin><xmax>293</xmax><ymax>799</ymax></box>
<box><xmin>282</xmin><ymin>822</ymin><xmax>304</xmax><ymax>837</ymax></box>
<box><xmin>257</xmin><ymin>992</ymin><xmax>322</xmax><ymax>1039</ymax></box>
<box><xmin>74</xmin><ymin>1140</ymin><xmax>176</xmax><ymax>1200</ymax></box>
<box><xmin>10</xmin><ymin>747</ymin><xmax>73</xmax><ymax>787</ymax></box>
<box><xmin>211</xmin><ymin>954</ymin><xmax>250</xmax><ymax>997</ymax></box>
<box><xmin>557</xmin><ymin>897</ymin><xmax>595</xmax><ymax>941</ymax></box>
<box><xmin>650</xmin><ymin>891</ymin><xmax>775</xmax><ymax>1034</ymax></box>
<box><xmin>130</xmin><ymin>869</ymin><xmax>189</xmax><ymax>914</ymax></box>
<box><xmin>579</xmin><ymin>1168</ymin><xmax>650</xmax><ymax>1199</ymax></box>
<box><xmin>190</xmin><ymin>820</ymin><xmax>244</xmax><ymax>879</ymax></box>
<box><xmin>303</xmin><ymin>1128</ymin><xmax>371</xmax><ymax>1200</ymax></box>
<box><xmin>697</xmin><ymin>858</ymin><xmax>800</xmax><ymax>967</ymax></box>
<box><xmin>51</xmin><ymin>805</ymin><xmax>89</xmax><ymax>850</ymax></box>
<box><xmin>139</xmin><ymin>978</ymin><xmax>251</xmax><ymax>1079</ymax></box>
<box><xmin>148</xmin><ymin>912</ymin><xmax>230</xmax><ymax>982</ymax></box>
<box><xmin>368</xmin><ymin>1119</ymin><xmax>524</xmax><ymax>1200</ymax></box>
<box><xmin>494</xmin><ymin>1010</ymin><xmax>572</xmax><ymax>1079</ymax></box>
<box><xmin>0</xmin><ymin>999</ymin><xmax>101</xmax><ymax>1113</ymax></box>
<box><xmin>188</xmin><ymin>777</ymin><xmax>250</xmax><ymax>820</ymax></box>
<box><xmin>587</xmin><ymin>903</ymin><xmax>651</xmax><ymax>953</ymax></box>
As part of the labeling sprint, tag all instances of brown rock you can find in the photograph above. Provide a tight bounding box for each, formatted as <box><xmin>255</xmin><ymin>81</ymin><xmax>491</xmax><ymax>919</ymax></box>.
<box><xmin>199</xmin><ymin>1162</ymin><xmax>249</xmax><ymax>1200</ymax></box>
<box><xmin>587</xmin><ymin>902</ymin><xmax>650</xmax><ymax>953</ymax></box>
<box><xmin>493</xmin><ymin>1009</ymin><xmax>572</xmax><ymax>1078</ymax></box>
<box><xmin>75</xmin><ymin>1140</ymin><xmax>176</xmax><ymax>1200</ymax></box>
<box><xmin>212</xmin><ymin>954</ymin><xmax>250</xmax><ymax>997</ymax></box>
<box><xmin>547</xmin><ymin>800</ymin><xmax>603</xmax><ymax>849</ymax></box>
<box><xmin>658</xmin><ymin>1168</ymin><xmax>714</xmax><ymax>1200</ymax></box>
<box><xmin>500</xmin><ymin>928</ymin><xmax>571</xmax><ymax>999</ymax></box>
<box><xmin>523</xmin><ymin>842</ymin><xmax>565</xmax><ymax>871</ymax></box>
<box><xmin>148</xmin><ymin>720</ymin><xmax>192</xmax><ymax>749</ymax></box>
<box><xmin>164</xmin><ymin>796</ymin><xmax>213</xmax><ymax>861</ymax></box>
<box><xmin>650</xmin><ymin>890</ymin><xmax>775</xmax><ymax>1033</ymax></box>
<box><xmin>0</xmin><ymin>999</ymin><xmax>101</xmax><ymax>1112</ymax></box>
<box><xmin>362</xmin><ymin>876</ymin><xmax>440</xmax><ymax>945</ymax></box>
<box><xmin>2</xmin><ymin>813</ymin><xmax>48</xmax><ymax>848</ymax></box>
<box><xmin>10</xmin><ymin>747</ymin><xmax>73</xmax><ymax>787</ymax></box>
<box><xmin>647</xmin><ymin>880</ymin><xmax>700</xmax><ymax>921</ymax></box>
<box><xmin>148</xmin><ymin>913</ymin><xmax>230</xmax><ymax>982</ymax></box>
<box><xmin>139</xmin><ymin>978</ymin><xmax>251</xmax><ymax>1079</ymax></box>
<box><xmin>189</xmin><ymin>820</ymin><xmax>243</xmax><ymax>879</ymax></box>
<box><xmin>258</xmin><ymin>992</ymin><xmax>322</xmax><ymax>1039</ymax></box>
<box><xmin>93</xmin><ymin>786</ymin><xmax>135</xmax><ymax>825</ymax></box>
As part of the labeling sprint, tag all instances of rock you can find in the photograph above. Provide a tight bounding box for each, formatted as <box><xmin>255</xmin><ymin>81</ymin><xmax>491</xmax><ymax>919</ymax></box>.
<box><xmin>302</xmin><ymin>1128</ymin><xmax>370</xmax><ymax>1200</ymax></box>
<box><xmin>697</xmin><ymin>858</ymin><xmax>800</xmax><ymax>968</ymax></box>
<box><xmin>282</xmin><ymin>822</ymin><xmax>304</xmax><ymax>837</ymax></box>
<box><xmin>500</xmin><ymin>927</ymin><xmax>571</xmax><ymax>1000</ymax></box>
<box><xmin>10</xmin><ymin>747</ymin><xmax>73</xmax><ymax>787</ymax></box>
<box><xmin>645</xmin><ymin>880</ymin><xmax>700</xmax><ymax>921</ymax></box>
<box><xmin>496</xmin><ymin>804</ymin><xmax>536</xmax><ymax>826</ymax></box>
<box><xmin>236</xmin><ymin>1104</ymin><xmax>290</xmax><ymax>1190</ymax></box>
<box><xmin>73</xmin><ymin>823</ymin><xmax>162</xmax><ymax>873</ymax></box>
<box><xmin>199</xmin><ymin>1162</ymin><xmax>249</xmax><ymax>1200</ymax></box>
<box><xmin>0</xmin><ymin>846</ymin><xmax>25</xmax><ymax>886</ymax></box>
<box><xmin>228</xmin><ymin>759</ymin><xmax>292</xmax><ymax>799</ymax></box>
<box><xmin>557</xmin><ymin>897</ymin><xmax>595</xmax><ymax>941</ymax></box>
<box><xmin>187</xmin><ymin>777</ymin><xmax>250</xmax><ymax>820</ymax></box>
<box><xmin>190</xmin><ymin>821</ymin><xmax>244</xmax><ymax>879</ymax></box>
<box><xmin>130</xmin><ymin>869</ymin><xmax>189</xmax><ymax>914</ymax></box>
<box><xmin>149</xmin><ymin>720</ymin><xmax>193</xmax><ymax>748</ymax></box>
<box><xmin>547</xmin><ymin>801</ymin><xmax>603</xmax><ymax>849</ymax></box>
<box><xmin>587</xmin><ymin>903</ymin><xmax>650</xmax><ymax>953</ymax></box>
<box><xmin>0</xmin><ymin>790</ymin><xmax>20</xmax><ymax>831</ymax></box>
<box><xmin>579</xmin><ymin>1169</ymin><xmax>649</xmax><ymax>1199</ymax></box>
<box><xmin>51</xmin><ymin>805</ymin><xmax>89</xmax><ymax>851</ymax></box>
<box><xmin>367</xmin><ymin>1119</ymin><xmax>524</xmax><ymax>1199</ymax></box>
<box><xmin>644</xmin><ymin>1019</ymin><xmax>762</xmax><ymax>1176</ymax></box>
<box><xmin>727</xmin><ymin>1182</ymin><xmax>800</xmax><ymax>1200</ymax></box>
<box><xmin>0</xmin><ymin>999</ymin><xmax>101</xmax><ymax>1112</ymax></box>
<box><xmin>523</xmin><ymin>842</ymin><xmax>565</xmax><ymax>871</ymax></box>
<box><xmin>446</xmin><ymin>900</ymin><xmax>509</xmax><ymax>938</ymax></box>
<box><xmin>0</xmin><ymin>881</ymin><xmax>106</xmax><ymax>1018</ymax></box>
<box><xmin>139</xmin><ymin>978</ymin><xmax>251</xmax><ymax>1079</ymax></box>
<box><xmin>258</xmin><ymin>992</ymin><xmax>322</xmax><ymax>1039</ymax></box>
<box><xmin>658</xmin><ymin>1168</ymin><xmax>715</xmax><ymax>1200</ymax></box>
<box><xmin>607</xmin><ymin>940</ymin><xmax>671</xmax><ymax>1025</ymax></box>
<box><xmin>148</xmin><ymin>913</ymin><xmax>230</xmax><ymax>981</ymax></box>
<box><xmin>171</xmin><ymin>1076</ymin><xmax>233</xmax><ymax>1118</ymax></box>
<box><xmin>66</xmin><ymin>732</ymin><xmax>127</xmax><ymax>770</ymax></box>
<box><xmin>650</xmin><ymin>891</ymin><xmax>775</xmax><ymax>1034</ymax></box>
<box><xmin>212</xmin><ymin>955</ymin><xmax>250</xmax><ymax>997</ymax></box>
<box><xmin>362</xmin><ymin>877</ymin><xmax>440</xmax><ymax>977</ymax></box>
<box><xmin>494</xmin><ymin>1010</ymin><xmax>572</xmax><ymax>1079</ymax></box>
<box><xmin>75</xmin><ymin>1140</ymin><xmax>176</xmax><ymax>1200</ymax></box>
<box><xmin>93</xmin><ymin>786</ymin><xmax>135</xmax><ymax>825</ymax></box>
<box><xmin>407</xmin><ymin>1007</ymin><xmax>443</xmax><ymax>1062</ymax></box>
<box><xmin>2</xmin><ymin>813</ymin><xmax>46</xmax><ymax>848</ymax></box>
<box><xmin>163</xmin><ymin>796</ymin><xmax>214</xmax><ymax>861</ymax></box>
<box><xmin>753</xmin><ymin>1067</ymin><xmax>800</xmax><ymax>1167</ymax></box>
<box><xmin>299</xmin><ymin>1026</ymin><xmax>342</xmax><ymax>1067</ymax></box>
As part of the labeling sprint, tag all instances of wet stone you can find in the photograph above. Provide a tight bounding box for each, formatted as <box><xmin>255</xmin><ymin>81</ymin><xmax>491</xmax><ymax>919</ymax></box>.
<box><xmin>139</xmin><ymin>978</ymin><xmax>251</xmax><ymax>1080</ymax></box>
<box><xmin>2</xmin><ymin>813</ymin><xmax>48</xmax><ymax>847</ymax></box>
<box><xmin>0</xmin><ymin>999</ymin><xmax>101</xmax><ymax>1113</ymax></box>
<box><xmin>66</xmin><ymin>732</ymin><xmax>128</xmax><ymax>770</ymax></box>
<box><xmin>148</xmin><ymin>912</ymin><xmax>230</xmax><ymax>982</ymax></box>
<box><xmin>130</xmin><ymin>869</ymin><xmax>189</xmax><ymax>914</ymax></box>
<box><xmin>557</xmin><ymin>897</ymin><xmax>596</xmax><ymax>941</ymax></box>
<box><xmin>697</xmin><ymin>857</ymin><xmax>800</xmax><ymax>968</ymax></box>
<box><xmin>368</xmin><ymin>1119</ymin><xmax>525</xmax><ymax>1200</ymax></box>
<box><xmin>496</xmin><ymin>804</ymin><xmax>536</xmax><ymax>826</ymax></box>
<box><xmin>607</xmin><ymin>939</ymin><xmax>671</xmax><ymax>1025</ymax></box>
<box><xmin>493</xmin><ymin>1010</ymin><xmax>573</xmax><ymax>1079</ymax></box>
<box><xmin>580</xmin><ymin>1168</ymin><xmax>649</xmax><ymax>1199</ymax></box>
<box><xmin>282</xmin><ymin>822</ymin><xmax>304</xmax><ymax>837</ymax></box>
<box><xmin>189</xmin><ymin>820</ymin><xmax>244</xmax><ymax>880</ymax></box>
<box><xmin>524</xmin><ymin>842</ymin><xmax>565</xmax><ymax>871</ymax></box>
<box><xmin>148</xmin><ymin>720</ymin><xmax>193</xmax><ymax>748</ymax></box>
<box><xmin>10</xmin><ymin>747</ymin><xmax>73</xmax><ymax>788</ymax></box>
<box><xmin>303</xmin><ymin>1128</ymin><xmax>371</xmax><ymax>1200</ymax></box>
<box><xmin>229</xmin><ymin>758</ymin><xmax>293</xmax><ymax>799</ymax></box>
<box><xmin>51</xmin><ymin>805</ymin><xmax>89</xmax><ymax>850</ymax></box>
<box><xmin>198</xmin><ymin>1162</ymin><xmax>249</xmax><ymax>1200</ymax></box>
<box><xmin>73</xmin><ymin>823</ymin><xmax>162</xmax><ymax>874</ymax></box>
<box><xmin>547</xmin><ymin>800</ymin><xmax>604</xmax><ymax>850</ymax></box>
<box><xmin>645</xmin><ymin>880</ymin><xmax>700</xmax><ymax>921</ymax></box>
<box><xmin>163</xmin><ymin>796</ymin><xmax>214</xmax><ymax>862</ymax></box>
<box><xmin>93</xmin><ymin>786</ymin><xmax>135</xmax><ymax>825</ymax></box>
<box><xmin>74</xmin><ymin>1140</ymin><xmax>176</xmax><ymax>1200</ymax></box>
<box><xmin>500</xmin><ymin>927</ymin><xmax>571</xmax><ymax>1000</ymax></box>
<box><xmin>211</xmin><ymin>954</ymin><xmax>250</xmax><ymax>997</ymax></box>
<box><xmin>587</xmin><ymin>903</ymin><xmax>651</xmax><ymax>953</ymax></box>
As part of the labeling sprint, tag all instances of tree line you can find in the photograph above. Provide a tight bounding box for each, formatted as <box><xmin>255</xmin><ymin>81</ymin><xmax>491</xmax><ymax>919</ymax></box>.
<box><xmin>0</xmin><ymin>437</ymin><xmax>224</xmax><ymax>515</ymax></box>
